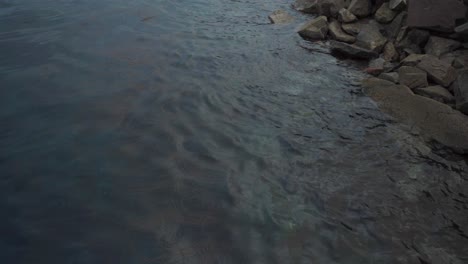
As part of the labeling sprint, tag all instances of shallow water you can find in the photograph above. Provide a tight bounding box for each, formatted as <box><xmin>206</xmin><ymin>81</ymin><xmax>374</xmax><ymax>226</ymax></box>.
<box><xmin>1</xmin><ymin>0</ymin><xmax>467</xmax><ymax>263</ymax></box>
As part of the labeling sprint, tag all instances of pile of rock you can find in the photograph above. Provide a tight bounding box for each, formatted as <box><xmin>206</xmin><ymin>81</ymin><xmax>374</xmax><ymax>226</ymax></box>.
<box><xmin>292</xmin><ymin>0</ymin><xmax>468</xmax><ymax>116</ymax></box>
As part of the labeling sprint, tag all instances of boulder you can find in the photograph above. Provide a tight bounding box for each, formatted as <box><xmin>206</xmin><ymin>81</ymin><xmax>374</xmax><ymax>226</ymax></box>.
<box><xmin>401</xmin><ymin>54</ymin><xmax>428</xmax><ymax>66</ymax></box>
<box><xmin>453</xmin><ymin>70</ymin><xmax>468</xmax><ymax>114</ymax></box>
<box><xmin>375</xmin><ymin>3</ymin><xmax>397</xmax><ymax>24</ymax></box>
<box><xmin>389</xmin><ymin>0</ymin><xmax>407</xmax><ymax>11</ymax></box>
<box><xmin>298</xmin><ymin>16</ymin><xmax>329</xmax><ymax>40</ymax></box>
<box><xmin>330</xmin><ymin>40</ymin><xmax>378</xmax><ymax>59</ymax></box>
<box><xmin>417</xmin><ymin>55</ymin><xmax>458</xmax><ymax>87</ymax></box>
<box><xmin>293</xmin><ymin>0</ymin><xmax>346</xmax><ymax>17</ymax></box>
<box><xmin>384</xmin><ymin>11</ymin><xmax>407</xmax><ymax>40</ymax></box>
<box><xmin>348</xmin><ymin>0</ymin><xmax>371</xmax><ymax>18</ymax></box>
<box><xmin>397</xmin><ymin>29</ymin><xmax>430</xmax><ymax>54</ymax></box>
<box><xmin>355</xmin><ymin>22</ymin><xmax>387</xmax><ymax>53</ymax></box>
<box><xmin>424</xmin><ymin>36</ymin><xmax>461</xmax><ymax>57</ymax></box>
<box><xmin>382</xmin><ymin>42</ymin><xmax>398</xmax><ymax>62</ymax></box>
<box><xmin>378</xmin><ymin>72</ymin><xmax>399</xmax><ymax>83</ymax></box>
<box><xmin>407</xmin><ymin>0</ymin><xmax>466</xmax><ymax>33</ymax></box>
<box><xmin>338</xmin><ymin>8</ymin><xmax>357</xmax><ymax>23</ymax></box>
<box><xmin>366</xmin><ymin>58</ymin><xmax>386</xmax><ymax>76</ymax></box>
<box><xmin>268</xmin><ymin>10</ymin><xmax>294</xmax><ymax>24</ymax></box>
<box><xmin>329</xmin><ymin>20</ymin><xmax>356</xmax><ymax>43</ymax></box>
<box><xmin>414</xmin><ymin>85</ymin><xmax>455</xmax><ymax>104</ymax></box>
<box><xmin>398</xmin><ymin>66</ymin><xmax>428</xmax><ymax>89</ymax></box>
<box><xmin>341</xmin><ymin>23</ymin><xmax>362</xmax><ymax>36</ymax></box>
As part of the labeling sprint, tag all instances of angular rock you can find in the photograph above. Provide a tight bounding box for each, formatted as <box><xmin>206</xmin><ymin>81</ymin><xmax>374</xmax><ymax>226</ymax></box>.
<box><xmin>366</xmin><ymin>58</ymin><xmax>386</xmax><ymax>76</ymax></box>
<box><xmin>329</xmin><ymin>40</ymin><xmax>378</xmax><ymax>59</ymax></box>
<box><xmin>401</xmin><ymin>54</ymin><xmax>428</xmax><ymax>66</ymax></box>
<box><xmin>298</xmin><ymin>16</ymin><xmax>329</xmax><ymax>40</ymax></box>
<box><xmin>455</xmin><ymin>22</ymin><xmax>468</xmax><ymax>36</ymax></box>
<box><xmin>293</xmin><ymin>0</ymin><xmax>346</xmax><ymax>17</ymax></box>
<box><xmin>407</xmin><ymin>0</ymin><xmax>466</xmax><ymax>32</ymax></box>
<box><xmin>375</xmin><ymin>3</ymin><xmax>397</xmax><ymax>24</ymax></box>
<box><xmin>453</xmin><ymin>69</ymin><xmax>468</xmax><ymax>114</ymax></box>
<box><xmin>417</xmin><ymin>55</ymin><xmax>458</xmax><ymax>87</ymax></box>
<box><xmin>397</xmin><ymin>29</ymin><xmax>430</xmax><ymax>54</ymax></box>
<box><xmin>293</xmin><ymin>0</ymin><xmax>317</xmax><ymax>13</ymax></box>
<box><xmin>384</xmin><ymin>11</ymin><xmax>407</xmax><ymax>40</ymax></box>
<box><xmin>329</xmin><ymin>20</ymin><xmax>356</xmax><ymax>43</ymax></box>
<box><xmin>424</xmin><ymin>36</ymin><xmax>461</xmax><ymax>57</ymax></box>
<box><xmin>348</xmin><ymin>0</ymin><xmax>371</xmax><ymax>18</ymax></box>
<box><xmin>382</xmin><ymin>42</ymin><xmax>398</xmax><ymax>62</ymax></box>
<box><xmin>389</xmin><ymin>0</ymin><xmax>407</xmax><ymax>11</ymax></box>
<box><xmin>378</xmin><ymin>72</ymin><xmax>399</xmax><ymax>83</ymax></box>
<box><xmin>338</xmin><ymin>8</ymin><xmax>357</xmax><ymax>23</ymax></box>
<box><xmin>341</xmin><ymin>23</ymin><xmax>362</xmax><ymax>36</ymax></box>
<box><xmin>399</xmin><ymin>66</ymin><xmax>428</xmax><ymax>89</ymax></box>
<box><xmin>268</xmin><ymin>10</ymin><xmax>294</xmax><ymax>24</ymax></box>
<box><xmin>355</xmin><ymin>22</ymin><xmax>387</xmax><ymax>53</ymax></box>
<box><xmin>414</xmin><ymin>85</ymin><xmax>455</xmax><ymax>104</ymax></box>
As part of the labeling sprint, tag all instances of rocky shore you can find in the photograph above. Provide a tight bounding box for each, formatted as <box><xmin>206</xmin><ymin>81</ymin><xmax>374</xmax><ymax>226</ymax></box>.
<box><xmin>269</xmin><ymin>0</ymin><xmax>468</xmax><ymax>154</ymax></box>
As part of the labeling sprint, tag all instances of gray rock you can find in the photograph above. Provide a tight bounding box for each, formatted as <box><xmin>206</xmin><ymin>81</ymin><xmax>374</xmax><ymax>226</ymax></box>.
<box><xmin>366</xmin><ymin>58</ymin><xmax>386</xmax><ymax>76</ymax></box>
<box><xmin>329</xmin><ymin>20</ymin><xmax>356</xmax><ymax>43</ymax></box>
<box><xmin>355</xmin><ymin>22</ymin><xmax>387</xmax><ymax>53</ymax></box>
<box><xmin>268</xmin><ymin>10</ymin><xmax>294</xmax><ymax>24</ymax></box>
<box><xmin>378</xmin><ymin>72</ymin><xmax>399</xmax><ymax>83</ymax></box>
<box><xmin>298</xmin><ymin>16</ymin><xmax>329</xmax><ymax>40</ymax></box>
<box><xmin>455</xmin><ymin>22</ymin><xmax>468</xmax><ymax>36</ymax></box>
<box><xmin>341</xmin><ymin>23</ymin><xmax>362</xmax><ymax>36</ymax></box>
<box><xmin>338</xmin><ymin>8</ymin><xmax>357</xmax><ymax>23</ymax></box>
<box><xmin>401</xmin><ymin>54</ymin><xmax>428</xmax><ymax>66</ymax></box>
<box><xmin>382</xmin><ymin>42</ymin><xmax>398</xmax><ymax>62</ymax></box>
<box><xmin>407</xmin><ymin>0</ymin><xmax>466</xmax><ymax>32</ymax></box>
<box><xmin>399</xmin><ymin>66</ymin><xmax>428</xmax><ymax>89</ymax></box>
<box><xmin>444</xmin><ymin>50</ymin><xmax>468</xmax><ymax>68</ymax></box>
<box><xmin>375</xmin><ymin>3</ymin><xmax>397</xmax><ymax>24</ymax></box>
<box><xmin>293</xmin><ymin>0</ymin><xmax>317</xmax><ymax>13</ymax></box>
<box><xmin>453</xmin><ymin>69</ymin><xmax>468</xmax><ymax>114</ymax></box>
<box><xmin>389</xmin><ymin>0</ymin><xmax>407</xmax><ymax>11</ymax></box>
<box><xmin>397</xmin><ymin>29</ymin><xmax>430</xmax><ymax>54</ymax></box>
<box><xmin>293</xmin><ymin>0</ymin><xmax>346</xmax><ymax>17</ymax></box>
<box><xmin>348</xmin><ymin>0</ymin><xmax>371</xmax><ymax>18</ymax></box>
<box><xmin>329</xmin><ymin>40</ymin><xmax>378</xmax><ymax>59</ymax></box>
<box><xmin>424</xmin><ymin>36</ymin><xmax>461</xmax><ymax>57</ymax></box>
<box><xmin>417</xmin><ymin>55</ymin><xmax>457</xmax><ymax>87</ymax></box>
<box><xmin>414</xmin><ymin>85</ymin><xmax>455</xmax><ymax>104</ymax></box>
<box><xmin>384</xmin><ymin>11</ymin><xmax>407</xmax><ymax>40</ymax></box>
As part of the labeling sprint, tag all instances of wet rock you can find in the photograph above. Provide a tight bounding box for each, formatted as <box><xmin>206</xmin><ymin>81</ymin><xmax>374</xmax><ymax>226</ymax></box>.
<box><xmin>293</xmin><ymin>0</ymin><xmax>346</xmax><ymax>17</ymax></box>
<box><xmin>384</xmin><ymin>11</ymin><xmax>407</xmax><ymax>40</ymax></box>
<box><xmin>338</xmin><ymin>8</ymin><xmax>357</xmax><ymax>23</ymax></box>
<box><xmin>355</xmin><ymin>22</ymin><xmax>387</xmax><ymax>53</ymax></box>
<box><xmin>330</xmin><ymin>40</ymin><xmax>378</xmax><ymax>59</ymax></box>
<box><xmin>293</xmin><ymin>0</ymin><xmax>317</xmax><ymax>13</ymax></box>
<box><xmin>389</xmin><ymin>0</ymin><xmax>407</xmax><ymax>11</ymax></box>
<box><xmin>424</xmin><ymin>36</ymin><xmax>461</xmax><ymax>57</ymax></box>
<box><xmin>298</xmin><ymin>16</ymin><xmax>329</xmax><ymax>40</ymax></box>
<box><xmin>375</xmin><ymin>3</ymin><xmax>397</xmax><ymax>24</ymax></box>
<box><xmin>341</xmin><ymin>22</ymin><xmax>362</xmax><ymax>36</ymax></box>
<box><xmin>268</xmin><ymin>10</ymin><xmax>294</xmax><ymax>24</ymax></box>
<box><xmin>397</xmin><ymin>29</ymin><xmax>430</xmax><ymax>54</ymax></box>
<box><xmin>414</xmin><ymin>85</ymin><xmax>455</xmax><ymax>104</ymax></box>
<box><xmin>417</xmin><ymin>55</ymin><xmax>457</xmax><ymax>87</ymax></box>
<box><xmin>378</xmin><ymin>72</ymin><xmax>399</xmax><ymax>83</ymax></box>
<box><xmin>401</xmin><ymin>54</ymin><xmax>428</xmax><ymax>66</ymax></box>
<box><xmin>382</xmin><ymin>42</ymin><xmax>398</xmax><ymax>62</ymax></box>
<box><xmin>398</xmin><ymin>66</ymin><xmax>428</xmax><ymax>89</ymax></box>
<box><xmin>453</xmin><ymin>69</ymin><xmax>468</xmax><ymax>114</ymax></box>
<box><xmin>362</xmin><ymin>77</ymin><xmax>468</xmax><ymax>153</ymax></box>
<box><xmin>329</xmin><ymin>20</ymin><xmax>356</xmax><ymax>43</ymax></box>
<box><xmin>348</xmin><ymin>0</ymin><xmax>371</xmax><ymax>18</ymax></box>
<box><xmin>407</xmin><ymin>0</ymin><xmax>466</xmax><ymax>33</ymax></box>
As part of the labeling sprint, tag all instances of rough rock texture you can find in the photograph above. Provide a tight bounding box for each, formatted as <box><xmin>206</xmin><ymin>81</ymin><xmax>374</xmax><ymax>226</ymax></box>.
<box><xmin>366</xmin><ymin>58</ymin><xmax>386</xmax><ymax>76</ymax></box>
<box><xmin>329</xmin><ymin>20</ymin><xmax>356</xmax><ymax>43</ymax></box>
<box><xmin>330</xmin><ymin>40</ymin><xmax>378</xmax><ymax>59</ymax></box>
<box><xmin>414</xmin><ymin>85</ymin><xmax>455</xmax><ymax>104</ymax></box>
<box><xmin>341</xmin><ymin>22</ymin><xmax>362</xmax><ymax>36</ymax></box>
<box><xmin>455</xmin><ymin>22</ymin><xmax>468</xmax><ymax>36</ymax></box>
<box><xmin>401</xmin><ymin>54</ymin><xmax>428</xmax><ymax>66</ymax></box>
<box><xmin>348</xmin><ymin>0</ymin><xmax>371</xmax><ymax>18</ymax></box>
<box><xmin>407</xmin><ymin>0</ymin><xmax>466</xmax><ymax>32</ymax></box>
<box><xmin>293</xmin><ymin>0</ymin><xmax>317</xmax><ymax>13</ymax></box>
<box><xmin>293</xmin><ymin>0</ymin><xmax>347</xmax><ymax>17</ymax></box>
<box><xmin>362</xmin><ymin>77</ymin><xmax>468</xmax><ymax>153</ymax></box>
<box><xmin>453</xmin><ymin>69</ymin><xmax>468</xmax><ymax>114</ymax></box>
<box><xmin>417</xmin><ymin>55</ymin><xmax>457</xmax><ymax>87</ymax></box>
<box><xmin>355</xmin><ymin>22</ymin><xmax>387</xmax><ymax>53</ymax></box>
<box><xmin>375</xmin><ymin>2</ymin><xmax>397</xmax><ymax>24</ymax></box>
<box><xmin>382</xmin><ymin>42</ymin><xmax>398</xmax><ymax>62</ymax></box>
<box><xmin>397</xmin><ymin>29</ymin><xmax>430</xmax><ymax>54</ymax></box>
<box><xmin>384</xmin><ymin>11</ymin><xmax>407</xmax><ymax>40</ymax></box>
<box><xmin>398</xmin><ymin>66</ymin><xmax>428</xmax><ymax>89</ymax></box>
<box><xmin>424</xmin><ymin>36</ymin><xmax>461</xmax><ymax>57</ymax></box>
<box><xmin>378</xmin><ymin>72</ymin><xmax>399</xmax><ymax>83</ymax></box>
<box><xmin>298</xmin><ymin>16</ymin><xmax>329</xmax><ymax>40</ymax></box>
<box><xmin>389</xmin><ymin>0</ymin><xmax>407</xmax><ymax>11</ymax></box>
<box><xmin>338</xmin><ymin>8</ymin><xmax>357</xmax><ymax>23</ymax></box>
<box><xmin>268</xmin><ymin>10</ymin><xmax>294</xmax><ymax>24</ymax></box>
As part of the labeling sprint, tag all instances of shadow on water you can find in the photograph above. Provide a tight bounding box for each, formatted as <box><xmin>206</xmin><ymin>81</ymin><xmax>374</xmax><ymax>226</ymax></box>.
<box><xmin>0</xmin><ymin>0</ymin><xmax>467</xmax><ymax>263</ymax></box>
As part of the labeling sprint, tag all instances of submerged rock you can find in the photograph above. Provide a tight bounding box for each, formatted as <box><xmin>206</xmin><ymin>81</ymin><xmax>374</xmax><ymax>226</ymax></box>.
<box><xmin>348</xmin><ymin>0</ymin><xmax>371</xmax><ymax>18</ymax></box>
<box><xmin>424</xmin><ymin>36</ymin><xmax>461</xmax><ymax>57</ymax></box>
<box><xmin>268</xmin><ymin>10</ymin><xmax>294</xmax><ymax>24</ymax></box>
<box><xmin>375</xmin><ymin>2</ymin><xmax>397</xmax><ymax>24</ymax></box>
<box><xmin>330</xmin><ymin>40</ymin><xmax>378</xmax><ymax>59</ymax></box>
<box><xmin>398</xmin><ymin>66</ymin><xmax>428</xmax><ymax>89</ymax></box>
<box><xmin>298</xmin><ymin>16</ymin><xmax>329</xmax><ymax>40</ymax></box>
<box><xmin>417</xmin><ymin>55</ymin><xmax>457</xmax><ymax>87</ymax></box>
<box><xmin>414</xmin><ymin>85</ymin><xmax>455</xmax><ymax>104</ymax></box>
<box><xmin>329</xmin><ymin>20</ymin><xmax>356</xmax><ymax>43</ymax></box>
<box><xmin>338</xmin><ymin>8</ymin><xmax>357</xmax><ymax>23</ymax></box>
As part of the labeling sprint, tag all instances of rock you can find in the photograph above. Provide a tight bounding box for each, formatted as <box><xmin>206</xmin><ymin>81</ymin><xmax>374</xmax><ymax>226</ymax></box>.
<box><xmin>298</xmin><ymin>16</ymin><xmax>329</xmax><ymax>40</ymax></box>
<box><xmin>453</xmin><ymin>69</ymin><xmax>468</xmax><ymax>114</ymax></box>
<box><xmin>329</xmin><ymin>20</ymin><xmax>356</xmax><ymax>43</ymax></box>
<box><xmin>375</xmin><ymin>3</ymin><xmax>397</xmax><ymax>24</ymax></box>
<box><xmin>444</xmin><ymin>50</ymin><xmax>468</xmax><ymax>68</ymax></box>
<box><xmin>378</xmin><ymin>72</ymin><xmax>399</xmax><ymax>83</ymax></box>
<box><xmin>389</xmin><ymin>0</ymin><xmax>407</xmax><ymax>11</ymax></box>
<box><xmin>366</xmin><ymin>58</ymin><xmax>386</xmax><ymax>76</ymax></box>
<box><xmin>338</xmin><ymin>8</ymin><xmax>357</xmax><ymax>23</ymax></box>
<box><xmin>382</xmin><ymin>42</ymin><xmax>398</xmax><ymax>62</ymax></box>
<box><xmin>341</xmin><ymin>23</ymin><xmax>362</xmax><ymax>36</ymax></box>
<box><xmin>401</xmin><ymin>54</ymin><xmax>428</xmax><ymax>66</ymax></box>
<box><xmin>407</xmin><ymin>0</ymin><xmax>466</xmax><ymax>33</ymax></box>
<box><xmin>414</xmin><ymin>85</ymin><xmax>455</xmax><ymax>104</ymax></box>
<box><xmin>397</xmin><ymin>29</ymin><xmax>430</xmax><ymax>54</ymax></box>
<box><xmin>424</xmin><ymin>36</ymin><xmax>461</xmax><ymax>57</ymax></box>
<box><xmin>362</xmin><ymin>77</ymin><xmax>468</xmax><ymax>154</ymax></box>
<box><xmin>293</xmin><ymin>0</ymin><xmax>346</xmax><ymax>17</ymax></box>
<box><xmin>348</xmin><ymin>0</ymin><xmax>371</xmax><ymax>18</ymax></box>
<box><xmin>355</xmin><ymin>22</ymin><xmax>387</xmax><ymax>53</ymax></box>
<box><xmin>293</xmin><ymin>0</ymin><xmax>317</xmax><ymax>13</ymax></box>
<box><xmin>455</xmin><ymin>22</ymin><xmax>468</xmax><ymax>36</ymax></box>
<box><xmin>398</xmin><ymin>66</ymin><xmax>428</xmax><ymax>89</ymax></box>
<box><xmin>384</xmin><ymin>11</ymin><xmax>407</xmax><ymax>40</ymax></box>
<box><xmin>330</xmin><ymin>40</ymin><xmax>378</xmax><ymax>59</ymax></box>
<box><xmin>268</xmin><ymin>10</ymin><xmax>294</xmax><ymax>24</ymax></box>
<box><xmin>417</xmin><ymin>55</ymin><xmax>458</xmax><ymax>87</ymax></box>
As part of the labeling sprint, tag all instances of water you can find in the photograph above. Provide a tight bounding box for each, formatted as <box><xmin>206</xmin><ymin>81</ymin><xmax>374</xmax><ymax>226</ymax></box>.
<box><xmin>1</xmin><ymin>0</ymin><xmax>467</xmax><ymax>263</ymax></box>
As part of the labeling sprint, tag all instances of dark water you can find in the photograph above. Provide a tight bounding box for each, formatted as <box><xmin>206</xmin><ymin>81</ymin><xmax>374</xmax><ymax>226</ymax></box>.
<box><xmin>1</xmin><ymin>0</ymin><xmax>468</xmax><ymax>263</ymax></box>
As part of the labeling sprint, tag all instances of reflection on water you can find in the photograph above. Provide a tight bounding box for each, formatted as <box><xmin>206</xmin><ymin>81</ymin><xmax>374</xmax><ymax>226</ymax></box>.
<box><xmin>1</xmin><ymin>0</ymin><xmax>467</xmax><ymax>263</ymax></box>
